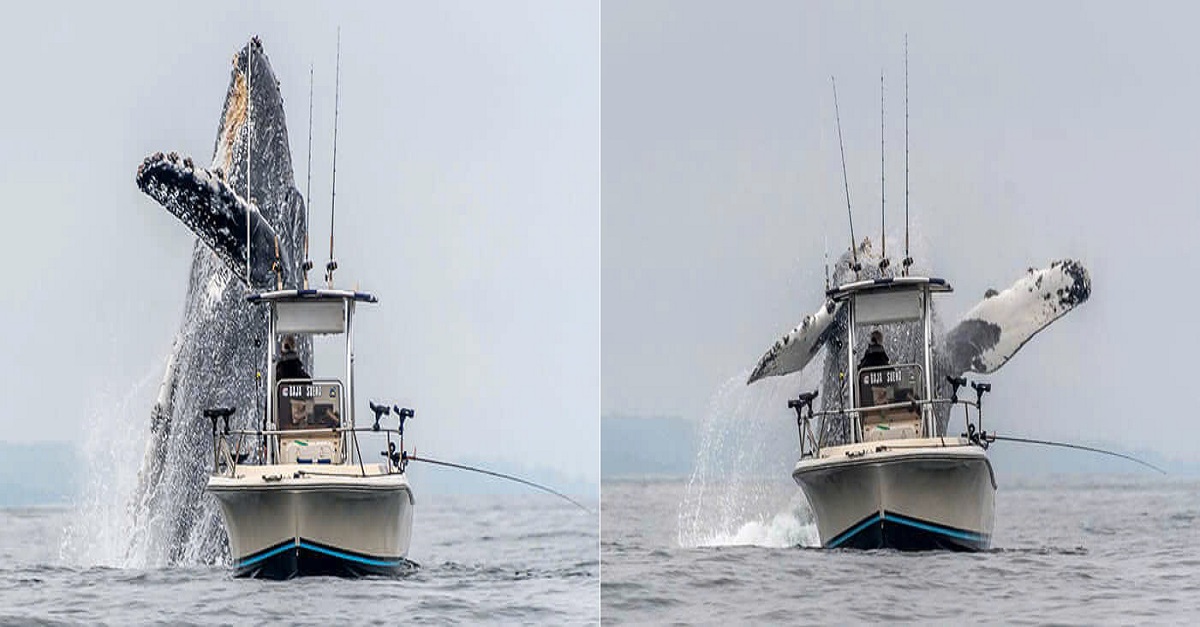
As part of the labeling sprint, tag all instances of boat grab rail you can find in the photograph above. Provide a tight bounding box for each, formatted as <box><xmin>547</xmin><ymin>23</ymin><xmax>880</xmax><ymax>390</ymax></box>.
<box><xmin>795</xmin><ymin>397</ymin><xmax>987</xmax><ymax>458</ymax></box>
<box><xmin>223</xmin><ymin>425</ymin><xmax>404</xmax><ymax>438</ymax></box>
<box><xmin>211</xmin><ymin>425</ymin><xmax>410</xmax><ymax>478</ymax></box>
<box><xmin>808</xmin><ymin>396</ymin><xmax>977</xmax><ymax>420</ymax></box>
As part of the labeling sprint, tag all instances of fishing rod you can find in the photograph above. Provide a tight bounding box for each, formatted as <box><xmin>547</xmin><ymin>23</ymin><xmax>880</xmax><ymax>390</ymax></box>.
<box><xmin>326</xmin><ymin>27</ymin><xmax>341</xmax><ymax>287</ymax></box>
<box><xmin>831</xmin><ymin>76</ymin><xmax>860</xmax><ymax>275</ymax></box>
<box><xmin>405</xmin><ymin>453</ymin><xmax>593</xmax><ymax>514</ymax></box>
<box><xmin>987</xmin><ymin>434</ymin><xmax>1166</xmax><ymax>475</ymax></box>
<box><xmin>245</xmin><ymin>39</ymin><xmax>253</xmax><ymax>285</ymax></box>
<box><xmin>902</xmin><ymin>35</ymin><xmax>913</xmax><ymax>275</ymax></box>
<box><xmin>879</xmin><ymin>70</ymin><xmax>888</xmax><ymax>273</ymax></box>
<box><xmin>303</xmin><ymin>64</ymin><xmax>314</xmax><ymax>288</ymax></box>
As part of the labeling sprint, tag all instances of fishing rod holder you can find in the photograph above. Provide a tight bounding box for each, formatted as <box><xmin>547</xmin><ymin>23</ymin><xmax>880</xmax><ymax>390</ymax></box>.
<box><xmin>325</xmin><ymin>259</ymin><xmax>338</xmax><ymax>286</ymax></box>
<box><xmin>369</xmin><ymin>400</ymin><xmax>390</xmax><ymax>431</ymax></box>
<box><xmin>204</xmin><ymin>407</ymin><xmax>236</xmax><ymax>431</ymax></box>
<box><xmin>946</xmin><ymin>376</ymin><xmax>967</xmax><ymax>403</ymax></box>
<box><xmin>368</xmin><ymin>400</ymin><xmax>415</xmax><ymax>472</ymax></box>
<box><xmin>971</xmin><ymin>381</ymin><xmax>991</xmax><ymax>408</ymax></box>
<box><xmin>204</xmin><ymin>407</ymin><xmax>248</xmax><ymax>474</ymax></box>
<box><xmin>394</xmin><ymin>406</ymin><xmax>415</xmax><ymax>435</ymax></box>
<box><xmin>788</xmin><ymin>390</ymin><xmax>820</xmax><ymax>458</ymax></box>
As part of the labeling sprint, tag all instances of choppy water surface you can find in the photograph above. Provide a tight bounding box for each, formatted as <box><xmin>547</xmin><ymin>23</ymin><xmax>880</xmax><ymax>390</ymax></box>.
<box><xmin>602</xmin><ymin>476</ymin><xmax>1200</xmax><ymax>624</ymax></box>
<box><xmin>1</xmin><ymin>494</ymin><xmax>597</xmax><ymax>625</ymax></box>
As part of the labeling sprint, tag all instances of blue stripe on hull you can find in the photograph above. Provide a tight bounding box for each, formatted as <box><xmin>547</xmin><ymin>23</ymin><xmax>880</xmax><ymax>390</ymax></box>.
<box><xmin>826</xmin><ymin>511</ymin><xmax>990</xmax><ymax>552</ymax></box>
<box><xmin>234</xmin><ymin>539</ymin><xmax>416</xmax><ymax>579</ymax></box>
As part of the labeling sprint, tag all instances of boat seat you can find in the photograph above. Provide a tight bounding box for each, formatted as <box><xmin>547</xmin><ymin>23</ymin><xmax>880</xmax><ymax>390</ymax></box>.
<box><xmin>863</xmin><ymin>416</ymin><xmax>921</xmax><ymax>441</ymax></box>
<box><xmin>280</xmin><ymin>438</ymin><xmax>342</xmax><ymax>464</ymax></box>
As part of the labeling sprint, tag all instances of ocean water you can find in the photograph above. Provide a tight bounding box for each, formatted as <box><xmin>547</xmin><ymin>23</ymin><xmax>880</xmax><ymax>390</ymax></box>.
<box><xmin>602</xmin><ymin>476</ymin><xmax>1200</xmax><ymax>624</ymax></box>
<box><xmin>1</xmin><ymin>494</ymin><xmax>598</xmax><ymax>625</ymax></box>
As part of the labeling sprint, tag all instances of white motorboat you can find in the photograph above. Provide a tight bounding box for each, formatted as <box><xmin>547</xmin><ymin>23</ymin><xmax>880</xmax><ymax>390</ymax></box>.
<box><xmin>762</xmin><ymin>276</ymin><xmax>996</xmax><ymax>551</ymax></box>
<box><xmin>746</xmin><ymin>59</ymin><xmax>1092</xmax><ymax>549</ymax></box>
<box><xmin>205</xmin><ymin>288</ymin><xmax>416</xmax><ymax>578</ymax></box>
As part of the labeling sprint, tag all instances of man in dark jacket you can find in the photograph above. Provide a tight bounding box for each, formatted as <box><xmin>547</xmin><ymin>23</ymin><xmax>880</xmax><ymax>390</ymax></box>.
<box><xmin>276</xmin><ymin>335</ymin><xmax>310</xmax><ymax>381</ymax></box>
<box><xmin>858</xmin><ymin>329</ymin><xmax>890</xmax><ymax>369</ymax></box>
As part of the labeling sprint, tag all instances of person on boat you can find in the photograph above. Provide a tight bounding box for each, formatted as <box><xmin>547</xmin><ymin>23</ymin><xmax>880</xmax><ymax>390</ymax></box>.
<box><xmin>276</xmin><ymin>335</ymin><xmax>310</xmax><ymax>381</ymax></box>
<box><xmin>859</xmin><ymin>329</ymin><xmax>890</xmax><ymax>369</ymax></box>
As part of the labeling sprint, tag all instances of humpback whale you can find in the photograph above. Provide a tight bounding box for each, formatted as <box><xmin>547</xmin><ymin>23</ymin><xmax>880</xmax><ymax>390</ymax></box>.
<box><xmin>748</xmin><ymin>238</ymin><xmax>1091</xmax><ymax>444</ymax></box>
<box><xmin>129</xmin><ymin>37</ymin><xmax>309</xmax><ymax>564</ymax></box>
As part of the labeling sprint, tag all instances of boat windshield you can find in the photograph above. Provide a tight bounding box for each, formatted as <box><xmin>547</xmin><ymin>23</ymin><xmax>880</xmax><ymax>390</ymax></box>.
<box><xmin>858</xmin><ymin>364</ymin><xmax>924</xmax><ymax>409</ymax></box>
<box><xmin>277</xmin><ymin>379</ymin><xmax>344</xmax><ymax>430</ymax></box>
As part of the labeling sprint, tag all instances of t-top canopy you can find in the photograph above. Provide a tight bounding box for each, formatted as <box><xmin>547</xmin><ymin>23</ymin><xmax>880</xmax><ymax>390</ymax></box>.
<box><xmin>249</xmin><ymin>289</ymin><xmax>377</xmax><ymax>335</ymax></box>
<box><xmin>826</xmin><ymin>276</ymin><xmax>952</xmax><ymax>303</ymax></box>
<box><xmin>247</xmin><ymin>288</ymin><xmax>378</xmax><ymax>304</ymax></box>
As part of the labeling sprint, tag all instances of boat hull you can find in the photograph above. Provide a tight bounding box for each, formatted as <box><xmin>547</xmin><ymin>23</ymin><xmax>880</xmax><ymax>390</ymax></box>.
<box><xmin>208</xmin><ymin>465</ymin><xmax>414</xmax><ymax>579</ymax></box>
<box><xmin>794</xmin><ymin>441</ymin><xmax>995</xmax><ymax>551</ymax></box>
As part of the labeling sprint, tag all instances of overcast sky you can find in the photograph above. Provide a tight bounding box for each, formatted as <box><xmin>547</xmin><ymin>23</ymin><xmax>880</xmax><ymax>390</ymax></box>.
<box><xmin>603</xmin><ymin>0</ymin><xmax>1200</xmax><ymax>463</ymax></box>
<box><xmin>0</xmin><ymin>2</ymin><xmax>598</xmax><ymax>482</ymax></box>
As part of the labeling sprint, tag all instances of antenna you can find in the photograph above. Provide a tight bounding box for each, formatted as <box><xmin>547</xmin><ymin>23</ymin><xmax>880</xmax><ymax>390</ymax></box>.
<box><xmin>903</xmin><ymin>35</ymin><xmax>913</xmax><ymax>276</ymax></box>
<box><xmin>245</xmin><ymin>39</ymin><xmax>253</xmax><ymax>285</ymax></box>
<box><xmin>831</xmin><ymin>76</ymin><xmax>859</xmax><ymax>275</ymax></box>
<box><xmin>303</xmin><ymin>65</ymin><xmax>314</xmax><ymax>289</ymax></box>
<box><xmin>326</xmin><ymin>28</ymin><xmax>341</xmax><ymax>287</ymax></box>
<box><xmin>879</xmin><ymin>70</ymin><xmax>889</xmax><ymax>274</ymax></box>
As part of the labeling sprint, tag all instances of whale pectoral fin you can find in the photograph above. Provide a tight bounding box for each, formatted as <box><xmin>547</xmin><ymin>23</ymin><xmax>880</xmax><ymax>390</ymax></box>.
<box><xmin>136</xmin><ymin>152</ymin><xmax>280</xmax><ymax>288</ymax></box>
<box><xmin>748</xmin><ymin>299</ymin><xmax>842</xmax><ymax>384</ymax></box>
<box><xmin>945</xmin><ymin>259</ymin><xmax>1091</xmax><ymax>374</ymax></box>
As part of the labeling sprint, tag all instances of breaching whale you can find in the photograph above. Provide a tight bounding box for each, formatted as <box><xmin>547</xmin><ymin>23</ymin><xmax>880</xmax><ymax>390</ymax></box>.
<box><xmin>748</xmin><ymin>238</ymin><xmax>1091</xmax><ymax>444</ymax></box>
<box><xmin>129</xmin><ymin>37</ymin><xmax>309</xmax><ymax>564</ymax></box>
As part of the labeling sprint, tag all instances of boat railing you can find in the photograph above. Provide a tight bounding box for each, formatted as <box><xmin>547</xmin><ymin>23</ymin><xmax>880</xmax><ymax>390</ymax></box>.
<box><xmin>210</xmin><ymin>424</ymin><xmax>412</xmax><ymax>478</ymax></box>
<box><xmin>789</xmin><ymin>393</ymin><xmax>990</xmax><ymax>459</ymax></box>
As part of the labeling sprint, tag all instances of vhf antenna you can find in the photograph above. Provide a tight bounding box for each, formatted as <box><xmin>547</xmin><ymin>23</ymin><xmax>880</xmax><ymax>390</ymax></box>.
<box><xmin>303</xmin><ymin>65</ymin><xmax>314</xmax><ymax>289</ymax></box>
<box><xmin>902</xmin><ymin>35</ymin><xmax>914</xmax><ymax>276</ymax></box>
<box><xmin>832</xmin><ymin>76</ymin><xmax>860</xmax><ymax>276</ymax></box>
<box><xmin>879</xmin><ymin>70</ymin><xmax>889</xmax><ymax>274</ymax></box>
<box><xmin>326</xmin><ymin>28</ymin><xmax>341</xmax><ymax>288</ymax></box>
<box><xmin>245</xmin><ymin>39</ymin><xmax>253</xmax><ymax>285</ymax></box>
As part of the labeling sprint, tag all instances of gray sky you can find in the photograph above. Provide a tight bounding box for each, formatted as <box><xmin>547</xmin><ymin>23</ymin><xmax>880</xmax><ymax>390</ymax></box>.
<box><xmin>0</xmin><ymin>2</ymin><xmax>598</xmax><ymax>482</ymax></box>
<box><xmin>603</xmin><ymin>0</ymin><xmax>1200</xmax><ymax>462</ymax></box>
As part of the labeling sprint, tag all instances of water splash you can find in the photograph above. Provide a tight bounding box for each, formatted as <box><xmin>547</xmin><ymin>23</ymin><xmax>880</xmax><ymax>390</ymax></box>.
<box><xmin>677</xmin><ymin>367</ymin><xmax>823</xmax><ymax>548</ymax></box>
<box><xmin>58</xmin><ymin>362</ymin><xmax>159</xmax><ymax>567</ymax></box>
<box><xmin>696</xmin><ymin>495</ymin><xmax>820</xmax><ymax>548</ymax></box>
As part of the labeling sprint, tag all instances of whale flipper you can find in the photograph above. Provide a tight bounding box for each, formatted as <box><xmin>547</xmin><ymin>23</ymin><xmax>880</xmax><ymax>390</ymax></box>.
<box><xmin>944</xmin><ymin>259</ymin><xmax>1091</xmax><ymax>375</ymax></box>
<box><xmin>137</xmin><ymin>153</ymin><xmax>287</xmax><ymax>289</ymax></box>
<box><xmin>748</xmin><ymin>299</ymin><xmax>842</xmax><ymax>383</ymax></box>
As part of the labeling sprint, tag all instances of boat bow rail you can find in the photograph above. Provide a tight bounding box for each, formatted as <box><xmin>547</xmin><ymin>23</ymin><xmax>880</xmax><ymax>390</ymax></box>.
<box><xmin>788</xmin><ymin>390</ymin><xmax>994</xmax><ymax>459</ymax></box>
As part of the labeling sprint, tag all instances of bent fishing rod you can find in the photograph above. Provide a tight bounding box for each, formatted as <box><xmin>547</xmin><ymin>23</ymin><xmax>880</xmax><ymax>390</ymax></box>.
<box><xmin>404</xmin><ymin>453</ymin><xmax>593</xmax><ymax>514</ymax></box>
<box><xmin>985</xmin><ymin>434</ymin><xmax>1166</xmax><ymax>475</ymax></box>
<box><xmin>366</xmin><ymin>402</ymin><xmax>592</xmax><ymax>513</ymax></box>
